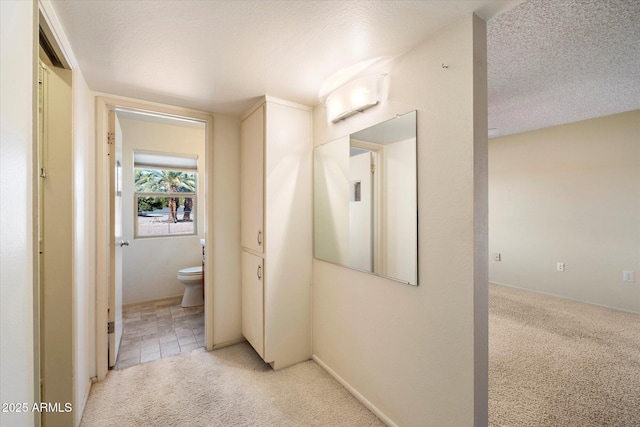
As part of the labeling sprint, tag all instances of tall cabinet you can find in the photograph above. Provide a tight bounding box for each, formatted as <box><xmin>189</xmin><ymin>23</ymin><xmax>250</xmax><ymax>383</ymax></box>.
<box><xmin>240</xmin><ymin>96</ymin><xmax>313</xmax><ymax>370</ymax></box>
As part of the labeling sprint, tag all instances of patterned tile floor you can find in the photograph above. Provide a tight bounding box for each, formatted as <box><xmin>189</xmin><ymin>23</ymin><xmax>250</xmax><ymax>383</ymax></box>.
<box><xmin>115</xmin><ymin>297</ymin><xmax>204</xmax><ymax>370</ymax></box>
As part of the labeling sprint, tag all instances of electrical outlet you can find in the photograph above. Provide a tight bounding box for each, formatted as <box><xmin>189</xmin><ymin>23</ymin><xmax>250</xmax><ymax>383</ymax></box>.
<box><xmin>623</xmin><ymin>271</ymin><xmax>635</xmax><ymax>283</ymax></box>
<box><xmin>557</xmin><ymin>262</ymin><xmax>565</xmax><ymax>272</ymax></box>
<box><xmin>494</xmin><ymin>253</ymin><xmax>501</xmax><ymax>262</ymax></box>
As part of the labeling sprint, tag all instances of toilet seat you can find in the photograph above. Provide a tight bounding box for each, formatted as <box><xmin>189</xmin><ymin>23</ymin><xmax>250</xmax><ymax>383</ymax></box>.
<box><xmin>178</xmin><ymin>265</ymin><xmax>203</xmax><ymax>278</ymax></box>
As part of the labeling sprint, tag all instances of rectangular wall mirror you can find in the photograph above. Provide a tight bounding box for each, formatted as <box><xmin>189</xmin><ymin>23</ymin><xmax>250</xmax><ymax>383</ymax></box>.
<box><xmin>314</xmin><ymin>111</ymin><xmax>417</xmax><ymax>285</ymax></box>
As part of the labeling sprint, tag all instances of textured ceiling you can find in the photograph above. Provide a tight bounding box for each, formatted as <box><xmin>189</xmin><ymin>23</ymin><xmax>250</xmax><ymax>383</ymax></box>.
<box><xmin>50</xmin><ymin>0</ymin><xmax>519</xmax><ymax>115</ymax></box>
<box><xmin>488</xmin><ymin>0</ymin><xmax>640</xmax><ymax>136</ymax></box>
<box><xmin>50</xmin><ymin>0</ymin><xmax>639</xmax><ymax>136</ymax></box>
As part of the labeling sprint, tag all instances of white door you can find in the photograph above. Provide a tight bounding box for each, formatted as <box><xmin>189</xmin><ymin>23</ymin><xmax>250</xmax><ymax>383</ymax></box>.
<box><xmin>108</xmin><ymin>110</ymin><xmax>124</xmax><ymax>367</ymax></box>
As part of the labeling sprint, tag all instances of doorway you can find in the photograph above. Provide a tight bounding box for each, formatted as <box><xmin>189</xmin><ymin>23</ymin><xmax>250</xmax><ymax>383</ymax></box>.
<box><xmin>95</xmin><ymin>98</ymin><xmax>214</xmax><ymax>380</ymax></box>
<box><xmin>114</xmin><ymin>109</ymin><xmax>206</xmax><ymax>369</ymax></box>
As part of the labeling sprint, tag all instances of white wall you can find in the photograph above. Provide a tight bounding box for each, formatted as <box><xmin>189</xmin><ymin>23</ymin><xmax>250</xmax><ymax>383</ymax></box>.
<box><xmin>0</xmin><ymin>1</ymin><xmax>36</xmax><ymax>426</ymax></box>
<box><xmin>312</xmin><ymin>14</ymin><xmax>488</xmax><ymax>427</ymax></box>
<box><xmin>119</xmin><ymin>116</ymin><xmax>205</xmax><ymax>305</ymax></box>
<box><xmin>489</xmin><ymin>110</ymin><xmax>640</xmax><ymax>313</ymax></box>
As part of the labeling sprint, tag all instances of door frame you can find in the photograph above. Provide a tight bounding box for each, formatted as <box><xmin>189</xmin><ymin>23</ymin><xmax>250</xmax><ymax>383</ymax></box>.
<box><xmin>95</xmin><ymin>96</ymin><xmax>214</xmax><ymax>380</ymax></box>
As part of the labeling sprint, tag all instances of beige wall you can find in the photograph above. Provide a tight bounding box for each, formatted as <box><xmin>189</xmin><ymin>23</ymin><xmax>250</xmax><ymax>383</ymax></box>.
<box><xmin>489</xmin><ymin>110</ymin><xmax>640</xmax><ymax>313</ymax></box>
<box><xmin>0</xmin><ymin>2</ymin><xmax>36</xmax><ymax>426</ymax></box>
<box><xmin>119</xmin><ymin>115</ymin><xmax>206</xmax><ymax>305</ymax></box>
<box><xmin>312</xmin><ymin>14</ymin><xmax>488</xmax><ymax>426</ymax></box>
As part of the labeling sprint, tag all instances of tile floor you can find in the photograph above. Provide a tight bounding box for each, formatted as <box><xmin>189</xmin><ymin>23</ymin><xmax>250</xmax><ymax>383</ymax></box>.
<box><xmin>115</xmin><ymin>297</ymin><xmax>205</xmax><ymax>370</ymax></box>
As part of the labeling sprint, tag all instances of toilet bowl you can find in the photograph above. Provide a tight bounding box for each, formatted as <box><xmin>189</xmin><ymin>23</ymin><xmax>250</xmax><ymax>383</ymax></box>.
<box><xmin>177</xmin><ymin>266</ymin><xmax>203</xmax><ymax>307</ymax></box>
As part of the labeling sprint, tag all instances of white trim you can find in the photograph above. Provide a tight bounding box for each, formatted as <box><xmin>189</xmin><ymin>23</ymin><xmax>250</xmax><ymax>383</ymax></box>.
<box><xmin>38</xmin><ymin>0</ymin><xmax>76</xmax><ymax>69</ymax></box>
<box><xmin>212</xmin><ymin>338</ymin><xmax>247</xmax><ymax>351</ymax></box>
<box><xmin>312</xmin><ymin>355</ymin><xmax>397</xmax><ymax>427</ymax></box>
<box><xmin>95</xmin><ymin>95</ymin><xmax>215</xmax><ymax>379</ymax></box>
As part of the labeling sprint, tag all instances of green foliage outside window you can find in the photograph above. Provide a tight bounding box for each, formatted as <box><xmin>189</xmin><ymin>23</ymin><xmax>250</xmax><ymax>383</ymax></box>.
<box><xmin>134</xmin><ymin>168</ymin><xmax>197</xmax><ymax>237</ymax></box>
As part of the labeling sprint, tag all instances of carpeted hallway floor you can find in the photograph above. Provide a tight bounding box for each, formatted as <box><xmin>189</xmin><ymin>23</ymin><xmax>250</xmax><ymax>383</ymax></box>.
<box><xmin>489</xmin><ymin>284</ymin><xmax>640</xmax><ymax>427</ymax></box>
<box><xmin>80</xmin><ymin>343</ymin><xmax>385</xmax><ymax>427</ymax></box>
<box><xmin>81</xmin><ymin>285</ymin><xmax>640</xmax><ymax>426</ymax></box>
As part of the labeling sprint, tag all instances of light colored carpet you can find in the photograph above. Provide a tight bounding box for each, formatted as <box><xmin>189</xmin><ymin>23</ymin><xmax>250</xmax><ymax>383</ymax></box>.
<box><xmin>489</xmin><ymin>284</ymin><xmax>640</xmax><ymax>427</ymax></box>
<box><xmin>82</xmin><ymin>286</ymin><xmax>640</xmax><ymax>426</ymax></box>
<box><xmin>80</xmin><ymin>342</ymin><xmax>385</xmax><ymax>427</ymax></box>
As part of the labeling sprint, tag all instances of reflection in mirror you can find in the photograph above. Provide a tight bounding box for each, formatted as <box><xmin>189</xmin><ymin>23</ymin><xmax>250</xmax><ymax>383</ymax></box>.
<box><xmin>314</xmin><ymin>111</ymin><xmax>417</xmax><ymax>285</ymax></box>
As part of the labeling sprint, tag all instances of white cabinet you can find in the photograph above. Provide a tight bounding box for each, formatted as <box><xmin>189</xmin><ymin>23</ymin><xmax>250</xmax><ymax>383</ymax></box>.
<box><xmin>240</xmin><ymin>96</ymin><xmax>312</xmax><ymax>370</ymax></box>
<box><xmin>240</xmin><ymin>105</ymin><xmax>264</xmax><ymax>253</ymax></box>
<box><xmin>241</xmin><ymin>251</ymin><xmax>264</xmax><ymax>356</ymax></box>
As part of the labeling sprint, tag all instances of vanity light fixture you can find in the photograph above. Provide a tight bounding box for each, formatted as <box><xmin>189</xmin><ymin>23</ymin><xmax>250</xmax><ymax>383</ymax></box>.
<box><xmin>326</xmin><ymin>74</ymin><xmax>383</xmax><ymax>123</ymax></box>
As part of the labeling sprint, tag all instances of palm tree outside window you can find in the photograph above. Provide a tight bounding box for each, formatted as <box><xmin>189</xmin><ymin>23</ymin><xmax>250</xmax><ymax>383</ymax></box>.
<box><xmin>133</xmin><ymin>152</ymin><xmax>198</xmax><ymax>238</ymax></box>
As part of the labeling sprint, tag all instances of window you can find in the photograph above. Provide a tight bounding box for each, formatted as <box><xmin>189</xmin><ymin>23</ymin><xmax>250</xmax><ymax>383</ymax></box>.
<box><xmin>134</xmin><ymin>152</ymin><xmax>198</xmax><ymax>238</ymax></box>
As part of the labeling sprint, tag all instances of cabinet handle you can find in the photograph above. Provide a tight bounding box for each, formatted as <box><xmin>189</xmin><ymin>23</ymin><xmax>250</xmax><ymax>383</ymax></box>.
<box><xmin>257</xmin><ymin>230</ymin><xmax>262</xmax><ymax>246</ymax></box>
<box><xmin>257</xmin><ymin>265</ymin><xmax>262</xmax><ymax>280</ymax></box>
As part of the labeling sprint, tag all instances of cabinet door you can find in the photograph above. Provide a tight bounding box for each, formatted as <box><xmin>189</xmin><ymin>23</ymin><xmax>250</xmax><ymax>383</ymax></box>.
<box><xmin>241</xmin><ymin>251</ymin><xmax>264</xmax><ymax>358</ymax></box>
<box><xmin>240</xmin><ymin>105</ymin><xmax>264</xmax><ymax>253</ymax></box>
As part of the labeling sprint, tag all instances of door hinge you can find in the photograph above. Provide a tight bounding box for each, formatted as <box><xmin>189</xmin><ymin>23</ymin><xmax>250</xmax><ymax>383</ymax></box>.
<box><xmin>40</xmin><ymin>167</ymin><xmax>47</xmax><ymax>178</ymax></box>
<box><xmin>371</xmin><ymin>164</ymin><xmax>376</xmax><ymax>173</ymax></box>
<box><xmin>107</xmin><ymin>132</ymin><xmax>115</xmax><ymax>145</ymax></box>
<box><xmin>107</xmin><ymin>321</ymin><xmax>115</xmax><ymax>334</ymax></box>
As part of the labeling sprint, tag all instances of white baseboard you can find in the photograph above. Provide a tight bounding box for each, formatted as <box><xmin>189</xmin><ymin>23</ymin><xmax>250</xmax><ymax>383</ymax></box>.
<box><xmin>312</xmin><ymin>355</ymin><xmax>398</xmax><ymax>427</ymax></box>
<box><xmin>211</xmin><ymin>337</ymin><xmax>246</xmax><ymax>351</ymax></box>
<box><xmin>489</xmin><ymin>281</ymin><xmax>640</xmax><ymax>315</ymax></box>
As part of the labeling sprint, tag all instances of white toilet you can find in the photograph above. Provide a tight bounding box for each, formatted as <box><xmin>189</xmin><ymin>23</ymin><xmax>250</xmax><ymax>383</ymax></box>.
<box><xmin>177</xmin><ymin>266</ymin><xmax>203</xmax><ymax>307</ymax></box>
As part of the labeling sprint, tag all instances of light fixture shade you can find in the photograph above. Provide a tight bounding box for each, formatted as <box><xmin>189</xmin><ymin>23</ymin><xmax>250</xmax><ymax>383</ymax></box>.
<box><xmin>326</xmin><ymin>74</ymin><xmax>381</xmax><ymax>123</ymax></box>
